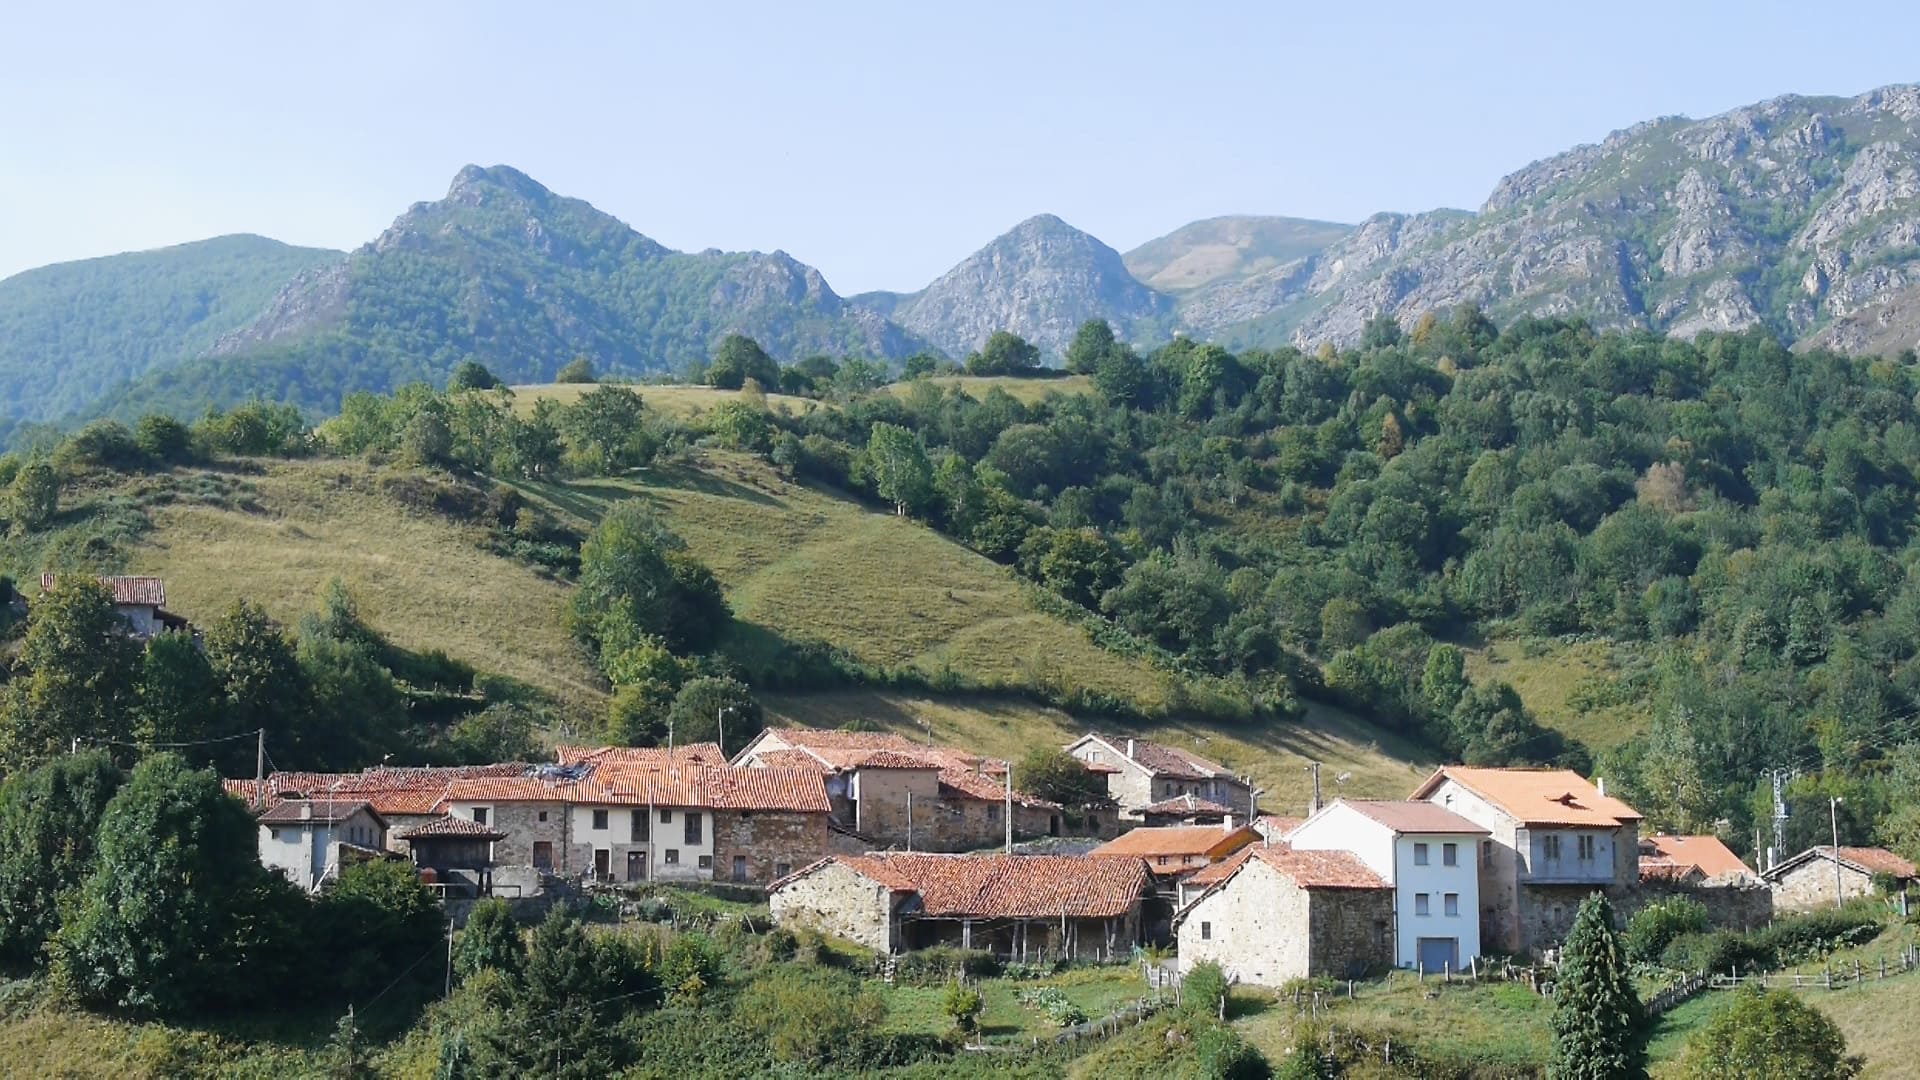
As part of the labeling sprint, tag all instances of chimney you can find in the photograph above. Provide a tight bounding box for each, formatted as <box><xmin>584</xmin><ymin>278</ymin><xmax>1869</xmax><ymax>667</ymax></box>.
<box><xmin>300</xmin><ymin>803</ymin><xmax>313</xmax><ymax>820</ymax></box>
<box><xmin>1126</xmin><ymin>739</ymin><xmax>1136</xmax><ymax>760</ymax></box>
<box><xmin>1223</xmin><ymin>813</ymin><xmax>1237</xmax><ymax>830</ymax></box>
<box><xmin>1597</xmin><ymin>777</ymin><xmax>1607</xmax><ymax>797</ymax></box>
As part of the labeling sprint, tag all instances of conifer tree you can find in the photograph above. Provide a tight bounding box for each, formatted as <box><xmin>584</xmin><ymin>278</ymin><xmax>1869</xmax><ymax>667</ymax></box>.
<box><xmin>1549</xmin><ymin>893</ymin><xmax>1647</xmax><ymax>1080</ymax></box>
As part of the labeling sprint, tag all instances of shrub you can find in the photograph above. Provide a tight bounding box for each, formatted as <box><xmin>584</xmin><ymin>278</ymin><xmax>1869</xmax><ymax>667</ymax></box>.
<box><xmin>892</xmin><ymin>947</ymin><xmax>1001</xmax><ymax>985</ymax></box>
<box><xmin>1661</xmin><ymin>929</ymin><xmax>1770</xmax><ymax>975</ymax></box>
<box><xmin>1182</xmin><ymin>961</ymin><xmax>1230</xmax><ymax>1019</ymax></box>
<box><xmin>1678</xmin><ymin>985</ymin><xmax>1863</xmax><ymax>1078</ymax></box>
<box><xmin>1017</xmin><ymin>985</ymin><xmax>1087</xmax><ymax>1027</ymax></box>
<box><xmin>941</xmin><ymin>983</ymin><xmax>984</xmax><ymax>1033</ymax></box>
<box><xmin>1624</xmin><ymin>896</ymin><xmax>1709</xmax><ymax>963</ymax></box>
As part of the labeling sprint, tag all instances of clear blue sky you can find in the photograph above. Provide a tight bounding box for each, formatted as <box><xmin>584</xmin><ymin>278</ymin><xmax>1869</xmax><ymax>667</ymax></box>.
<box><xmin>5</xmin><ymin>1</ymin><xmax>1918</xmax><ymax>294</ymax></box>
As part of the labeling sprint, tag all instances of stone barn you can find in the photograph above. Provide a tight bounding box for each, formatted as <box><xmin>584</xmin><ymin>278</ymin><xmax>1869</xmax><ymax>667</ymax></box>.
<box><xmin>1175</xmin><ymin>845</ymin><xmax>1394</xmax><ymax>987</ymax></box>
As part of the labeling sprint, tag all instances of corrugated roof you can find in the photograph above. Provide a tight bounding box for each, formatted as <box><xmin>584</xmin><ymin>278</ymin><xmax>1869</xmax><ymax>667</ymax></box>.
<box><xmin>1640</xmin><ymin>835</ymin><xmax>1751</xmax><ymax>878</ymax></box>
<box><xmin>1411</xmin><ymin>767</ymin><xmax>1642</xmax><ymax>827</ymax></box>
<box><xmin>813</xmin><ymin>853</ymin><xmax>1151</xmax><ymax>919</ymax></box>
<box><xmin>42</xmin><ymin>573</ymin><xmax>165</xmax><ymax>607</ymax></box>
<box><xmin>1336</xmin><ymin>799</ymin><xmax>1490</xmax><ymax>835</ymax></box>
<box><xmin>1089</xmin><ymin>824</ymin><xmax>1259</xmax><ymax>859</ymax></box>
<box><xmin>394</xmin><ymin>815</ymin><xmax>508</xmax><ymax>841</ymax></box>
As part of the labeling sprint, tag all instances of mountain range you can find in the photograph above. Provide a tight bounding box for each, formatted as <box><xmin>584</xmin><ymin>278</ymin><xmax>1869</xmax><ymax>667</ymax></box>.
<box><xmin>7</xmin><ymin>82</ymin><xmax>1920</xmax><ymax>430</ymax></box>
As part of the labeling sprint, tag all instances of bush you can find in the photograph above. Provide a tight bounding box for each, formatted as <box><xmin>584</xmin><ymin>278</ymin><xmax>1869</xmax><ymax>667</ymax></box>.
<box><xmin>891</xmin><ymin>947</ymin><xmax>1001</xmax><ymax>985</ymax></box>
<box><xmin>1661</xmin><ymin>929</ymin><xmax>1770</xmax><ymax>975</ymax></box>
<box><xmin>1678</xmin><ymin>985</ymin><xmax>1863</xmax><ymax>1078</ymax></box>
<box><xmin>941</xmin><ymin>983</ymin><xmax>984</xmax><ymax>1033</ymax></box>
<box><xmin>1182</xmin><ymin>961</ymin><xmax>1230</xmax><ymax>1019</ymax></box>
<box><xmin>1017</xmin><ymin>985</ymin><xmax>1087</xmax><ymax>1027</ymax></box>
<box><xmin>1624</xmin><ymin>896</ymin><xmax>1709</xmax><ymax>963</ymax></box>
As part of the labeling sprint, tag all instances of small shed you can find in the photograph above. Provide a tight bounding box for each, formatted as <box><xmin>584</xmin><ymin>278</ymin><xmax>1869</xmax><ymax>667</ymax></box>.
<box><xmin>395</xmin><ymin>814</ymin><xmax>508</xmax><ymax>898</ymax></box>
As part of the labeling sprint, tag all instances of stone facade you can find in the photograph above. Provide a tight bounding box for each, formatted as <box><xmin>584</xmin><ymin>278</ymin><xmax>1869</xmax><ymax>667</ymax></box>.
<box><xmin>1067</xmin><ymin>735</ymin><xmax>1251</xmax><ymax>822</ymax></box>
<box><xmin>1618</xmin><ymin>879</ymin><xmax>1775</xmax><ymax>931</ymax></box>
<box><xmin>443</xmin><ymin>798</ymin><xmax>571</xmax><ymax>875</ymax></box>
<box><xmin>1770</xmin><ymin>855</ymin><xmax>1879</xmax><ymax>912</ymax></box>
<box><xmin>768</xmin><ymin>859</ymin><xmax>897</xmax><ymax>952</ymax></box>
<box><xmin>1177</xmin><ymin>859</ymin><xmax>1393</xmax><ymax>986</ymax></box>
<box><xmin>713</xmin><ymin>809</ymin><xmax>827</xmax><ymax>886</ymax></box>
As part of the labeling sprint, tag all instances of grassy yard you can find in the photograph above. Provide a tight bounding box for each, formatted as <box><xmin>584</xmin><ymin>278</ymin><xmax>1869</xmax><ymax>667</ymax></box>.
<box><xmin>508</xmin><ymin>452</ymin><xmax>1182</xmax><ymax>717</ymax></box>
<box><xmin>763</xmin><ymin>687</ymin><xmax>1435</xmax><ymax>814</ymax></box>
<box><xmin>876</xmin><ymin>964</ymin><xmax>1153</xmax><ymax>1041</ymax></box>
<box><xmin>1463</xmin><ymin>638</ymin><xmax>1651</xmax><ymax>752</ymax></box>
<box><xmin>126</xmin><ymin>459</ymin><xmax>604</xmax><ymax>705</ymax></box>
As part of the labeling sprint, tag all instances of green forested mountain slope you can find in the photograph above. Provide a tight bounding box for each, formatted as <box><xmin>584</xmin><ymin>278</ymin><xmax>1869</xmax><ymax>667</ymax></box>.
<box><xmin>107</xmin><ymin>166</ymin><xmax>930</xmax><ymax>420</ymax></box>
<box><xmin>0</xmin><ymin>235</ymin><xmax>340</xmax><ymax>431</ymax></box>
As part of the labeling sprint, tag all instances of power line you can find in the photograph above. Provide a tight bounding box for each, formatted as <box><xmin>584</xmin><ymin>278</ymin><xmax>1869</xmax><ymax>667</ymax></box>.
<box><xmin>81</xmin><ymin>727</ymin><xmax>266</xmax><ymax>750</ymax></box>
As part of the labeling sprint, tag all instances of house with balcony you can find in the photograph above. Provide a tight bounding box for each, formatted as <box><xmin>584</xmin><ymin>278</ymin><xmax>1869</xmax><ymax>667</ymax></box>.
<box><xmin>1410</xmin><ymin>766</ymin><xmax>1643</xmax><ymax>956</ymax></box>
<box><xmin>1286</xmin><ymin>799</ymin><xmax>1489</xmax><ymax>972</ymax></box>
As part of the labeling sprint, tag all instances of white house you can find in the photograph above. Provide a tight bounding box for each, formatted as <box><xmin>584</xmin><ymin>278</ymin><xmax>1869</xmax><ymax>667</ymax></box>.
<box><xmin>256</xmin><ymin>799</ymin><xmax>387</xmax><ymax>891</ymax></box>
<box><xmin>1286</xmin><ymin>799</ymin><xmax>1488</xmax><ymax>972</ymax></box>
<box><xmin>1410</xmin><ymin>767</ymin><xmax>1643</xmax><ymax>955</ymax></box>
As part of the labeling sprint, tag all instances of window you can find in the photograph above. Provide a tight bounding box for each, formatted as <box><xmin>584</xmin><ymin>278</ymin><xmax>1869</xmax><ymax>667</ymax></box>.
<box><xmin>1444</xmin><ymin>893</ymin><xmax>1459</xmax><ymax>917</ymax></box>
<box><xmin>988</xmin><ymin>803</ymin><xmax>1001</xmax><ymax>823</ymax></box>
<box><xmin>1158</xmin><ymin>855</ymin><xmax>1170</xmax><ymax>866</ymax></box>
<box><xmin>1543</xmin><ymin>834</ymin><xmax>1562</xmax><ymax>860</ymax></box>
<box><xmin>660</xmin><ymin>808</ymin><xmax>673</xmax><ymax>823</ymax></box>
<box><xmin>732</xmin><ymin>855</ymin><xmax>748</xmax><ymax>882</ymax></box>
<box><xmin>698</xmin><ymin>855</ymin><xmax>713</xmax><ymax>870</ymax></box>
<box><xmin>1481</xmin><ymin>839</ymin><xmax>1493</xmax><ymax>866</ymax></box>
<box><xmin>1200</xmin><ymin>922</ymin><xmax>1212</xmax><ymax>941</ymax></box>
<box><xmin>664</xmin><ymin>849</ymin><xmax>679</xmax><ymax>865</ymax></box>
<box><xmin>471</xmin><ymin>807</ymin><xmax>489</xmax><ymax>826</ymax></box>
<box><xmin>630</xmin><ymin>809</ymin><xmax>649</xmax><ymax>842</ymax></box>
<box><xmin>1443</xmin><ymin>843</ymin><xmax>1457</xmax><ymax>867</ymax></box>
<box><xmin>775</xmin><ymin>861</ymin><xmax>791</xmax><ymax>878</ymax></box>
<box><xmin>1413</xmin><ymin>843</ymin><xmax>1429</xmax><ymax>866</ymax></box>
<box><xmin>685</xmin><ymin>812</ymin><xmax>702</xmax><ymax>845</ymax></box>
<box><xmin>538</xmin><ymin>810</ymin><xmax>548</xmax><ymax>822</ymax></box>
<box><xmin>1577</xmin><ymin>834</ymin><xmax>1596</xmax><ymax>861</ymax></box>
<box><xmin>1414</xmin><ymin>893</ymin><xmax>1430</xmax><ymax>916</ymax></box>
<box><xmin>592</xmin><ymin>809</ymin><xmax>609</xmax><ymax>830</ymax></box>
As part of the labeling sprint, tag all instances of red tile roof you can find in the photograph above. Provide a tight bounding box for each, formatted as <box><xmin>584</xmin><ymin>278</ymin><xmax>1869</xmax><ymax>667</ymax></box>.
<box><xmin>554</xmin><ymin>744</ymin><xmax>728</xmax><ymax>767</ymax></box>
<box><xmin>1089</xmin><ymin>824</ymin><xmax>1260</xmax><ymax>860</ymax></box>
<box><xmin>257</xmin><ymin>800</ymin><xmax>383</xmax><ymax>826</ymax></box>
<box><xmin>393</xmin><ymin>815</ymin><xmax>508</xmax><ymax>841</ymax></box>
<box><xmin>1411</xmin><ymin>767</ymin><xmax>1642</xmax><ymax>827</ymax></box>
<box><xmin>748</xmin><ymin>727</ymin><xmax>1054</xmax><ymax>807</ymax></box>
<box><xmin>440</xmin><ymin>776</ymin><xmax>572</xmax><ymax>804</ymax></box>
<box><xmin>1183</xmin><ymin>846</ymin><xmax>1257</xmax><ymax>887</ymax></box>
<box><xmin>1184</xmin><ymin>846</ymin><xmax>1388</xmax><ymax>904</ymax></box>
<box><xmin>1255</xmin><ymin>815</ymin><xmax>1303</xmax><ymax>838</ymax></box>
<box><xmin>851</xmin><ymin>750</ymin><xmax>943</xmax><ymax>770</ymax></box>
<box><xmin>1640</xmin><ymin>835</ymin><xmax>1752</xmax><ymax>879</ymax></box>
<box><xmin>1335</xmin><ymin>799</ymin><xmax>1490</xmax><ymax>835</ymax></box>
<box><xmin>1082</xmin><ymin>734</ymin><xmax>1232</xmax><ymax>781</ymax></box>
<box><xmin>1638</xmin><ymin>859</ymin><xmax>1707</xmax><ymax>884</ymax></box>
<box><xmin>41</xmin><ymin>573</ymin><xmax>165</xmax><ymax>606</ymax></box>
<box><xmin>755</xmin><ymin>749</ymin><xmax>834</xmax><ymax>773</ymax></box>
<box><xmin>1828</xmin><ymin>846</ymin><xmax>1918</xmax><ymax>878</ymax></box>
<box><xmin>802</xmin><ymin>853</ymin><xmax>1150</xmax><ymax>919</ymax></box>
<box><xmin>565</xmin><ymin>765</ymin><xmax>833</xmax><ymax>814</ymax></box>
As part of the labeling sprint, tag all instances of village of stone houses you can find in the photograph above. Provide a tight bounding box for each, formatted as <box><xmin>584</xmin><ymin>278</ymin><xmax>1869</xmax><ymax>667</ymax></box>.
<box><xmin>5</xmin><ymin>564</ymin><xmax>1917</xmax><ymax>1076</ymax></box>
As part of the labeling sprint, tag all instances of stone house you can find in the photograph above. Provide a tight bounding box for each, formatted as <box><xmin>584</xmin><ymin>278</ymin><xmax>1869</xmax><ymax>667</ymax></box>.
<box><xmin>225</xmin><ymin>762</ymin><xmax>533</xmax><ymax>855</ymax></box>
<box><xmin>562</xmin><ymin>763</ymin><xmax>830</xmax><ymax>886</ymax></box>
<box><xmin>439</xmin><ymin>773</ymin><xmax>578</xmax><ymax>893</ymax></box>
<box><xmin>768</xmin><ymin>852</ymin><xmax>1151</xmax><ymax>959</ymax></box>
<box><xmin>1638</xmin><ymin>834</ymin><xmax>1755</xmax><ymax>885</ymax></box>
<box><xmin>1065</xmin><ymin>734</ymin><xmax>1252</xmax><ymax>822</ymax></box>
<box><xmin>1286</xmin><ymin>799</ymin><xmax>1489</xmax><ymax>972</ymax></box>
<box><xmin>1410</xmin><ymin>766</ymin><xmax>1643</xmax><ymax>956</ymax></box>
<box><xmin>256</xmin><ymin>799</ymin><xmax>388</xmax><ymax>892</ymax></box>
<box><xmin>40</xmin><ymin>573</ymin><xmax>188</xmax><ymax>638</ymax></box>
<box><xmin>1763</xmin><ymin>846</ymin><xmax>1917</xmax><ymax>912</ymax></box>
<box><xmin>1174</xmin><ymin>846</ymin><xmax>1394</xmax><ymax>987</ymax></box>
<box><xmin>1140</xmin><ymin>794</ymin><xmax>1235</xmax><ymax>827</ymax></box>
<box><xmin>734</xmin><ymin>728</ymin><xmax>1074</xmax><ymax>851</ymax></box>
<box><xmin>394</xmin><ymin>814</ymin><xmax>507</xmax><ymax>898</ymax></box>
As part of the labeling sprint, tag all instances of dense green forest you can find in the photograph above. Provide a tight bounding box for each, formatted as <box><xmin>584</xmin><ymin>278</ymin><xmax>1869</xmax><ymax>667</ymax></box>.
<box><xmin>0</xmin><ymin>235</ymin><xmax>339</xmax><ymax>440</ymax></box>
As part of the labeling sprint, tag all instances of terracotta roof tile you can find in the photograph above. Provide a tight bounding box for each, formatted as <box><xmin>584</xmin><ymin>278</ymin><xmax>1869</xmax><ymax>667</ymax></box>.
<box><xmin>1183</xmin><ymin>846</ymin><xmax>1257</xmax><ymax>887</ymax></box>
<box><xmin>1411</xmin><ymin>767</ymin><xmax>1642</xmax><ymax>827</ymax></box>
<box><xmin>851</xmin><ymin>750</ymin><xmax>943</xmax><ymax>770</ymax></box>
<box><xmin>257</xmin><ymin>800</ymin><xmax>382</xmax><ymax>826</ymax></box>
<box><xmin>554</xmin><ymin>744</ymin><xmax>727</xmax><ymax>767</ymax></box>
<box><xmin>1830</xmin><ymin>846</ymin><xmax>1918</xmax><ymax>878</ymax></box>
<box><xmin>752</xmin><ymin>727</ymin><xmax>1053</xmax><ymax>807</ymax></box>
<box><xmin>1090</xmin><ymin>824</ymin><xmax>1260</xmax><ymax>859</ymax></box>
<box><xmin>394</xmin><ymin>815</ymin><xmax>508</xmax><ymax>841</ymax></box>
<box><xmin>1254</xmin><ymin>815</ymin><xmax>1303</xmax><ymax>838</ymax></box>
<box><xmin>1085</xmin><ymin>734</ymin><xmax>1231</xmax><ymax>781</ymax></box>
<box><xmin>566</xmin><ymin>765</ymin><xmax>832</xmax><ymax>814</ymax></box>
<box><xmin>42</xmin><ymin>573</ymin><xmax>165</xmax><ymax>607</ymax></box>
<box><xmin>816</xmin><ymin>853</ymin><xmax>1150</xmax><ymax>919</ymax></box>
<box><xmin>1640</xmin><ymin>835</ymin><xmax>1751</xmax><ymax>878</ymax></box>
<box><xmin>1336</xmin><ymin>799</ymin><xmax>1490</xmax><ymax>835</ymax></box>
<box><xmin>440</xmin><ymin>776</ymin><xmax>571</xmax><ymax>804</ymax></box>
<box><xmin>1141</xmin><ymin>795</ymin><xmax>1235</xmax><ymax>818</ymax></box>
<box><xmin>755</xmin><ymin>749</ymin><xmax>833</xmax><ymax>773</ymax></box>
<box><xmin>1639</xmin><ymin>859</ymin><xmax>1706</xmax><ymax>883</ymax></box>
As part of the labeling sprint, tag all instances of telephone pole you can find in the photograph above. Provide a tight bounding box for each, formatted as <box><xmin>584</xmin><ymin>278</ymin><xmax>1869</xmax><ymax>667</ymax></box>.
<box><xmin>255</xmin><ymin>728</ymin><xmax>267</xmax><ymax>810</ymax></box>
<box><xmin>1306</xmin><ymin>762</ymin><xmax>1323</xmax><ymax>815</ymax></box>
<box><xmin>1769</xmin><ymin>769</ymin><xmax>1789</xmax><ymax>872</ymax></box>
<box><xmin>1004</xmin><ymin>768</ymin><xmax>1013</xmax><ymax>855</ymax></box>
<box><xmin>1830</xmin><ymin>796</ymin><xmax>1845</xmax><ymax>910</ymax></box>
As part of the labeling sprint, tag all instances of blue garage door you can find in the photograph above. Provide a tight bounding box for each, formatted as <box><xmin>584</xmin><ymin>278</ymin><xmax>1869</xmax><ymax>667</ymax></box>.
<box><xmin>1418</xmin><ymin>936</ymin><xmax>1459</xmax><ymax>974</ymax></box>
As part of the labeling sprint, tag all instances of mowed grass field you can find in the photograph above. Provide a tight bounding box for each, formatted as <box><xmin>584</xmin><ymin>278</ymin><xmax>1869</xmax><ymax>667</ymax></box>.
<box><xmin>507</xmin><ymin>452</ymin><xmax>1180</xmax><ymax>714</ymax></box>
<box><xmin>1464</xmin><ymin>638</ymin><xmax>1650</xmax><ymax>752</ymax></box>
<box><xmin>502</xmin><ymin>382</ymin><xmax>819</xmax><ymax>419</ymax></box>
<box><xmin>761</xmin><ymin>688</ymin><xmax>1434</xmax><ymax>814</ymax></box>
<box><xmin>126</xmin><ymin>459</ymin><xmax>604</xmax><ymax>703</ymax></box>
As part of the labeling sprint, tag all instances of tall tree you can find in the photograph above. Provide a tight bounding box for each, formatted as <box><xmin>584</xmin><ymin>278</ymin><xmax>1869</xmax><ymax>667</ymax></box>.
<box><xmin>1679</xmin><ymin>986</ymin><xmax>1861</xmax><ymax>1079</ymax></box>
<box><xmin>5</xmin><ymin>457</ymin><xmax>58</xmax><ymax>533</ymax></box>
<box><xmin>867</xmin><ymin>422</ymin><xmax>934</xmax><ymax>516</ymax></box>
<box><xmin>705</xmin><ymin>334</ymin><xmax>781</xmax><ymax>390</ymax></box>
<box><xmin>0</xmin><ymin>752</ymin><xmax>125</xmax><ymax>968</ymax></box>
<box><xmin>473</xmin><ymin>908</ymin><xmax>637</xmax><ymax>1078</ymax></box>
<box><xmin>966</xmin><ymin>331</ymin><xmax>1041</xmax><ymax>375</ymax></box>
<box><xmin>204</xmin><ymin>599</ymin><xmax>312</xmax><ymax>770</ymax></box>
<box><xmin>1548</xmin><ymin>893</ymin><xmax>1647</xmax><ymax>1080</ymax></box>
<box><xmin>0</xmin><ymin>577</ymin><xmax>141</xmax><ymax>771</ymax></box>
<box><xmin>1065</xmin><ymin>319</ymin><xmax>1117</xmax><ymax>374</ymax></box>
<box><xmin>570</xmin><ymin>500</ymin><xmax>728</xmax><ymax>654</ymax></box>
<box><xmin>53</xmin><ymin>754</ymin><xmax>298</xmax><ymax>1015</ymax></box>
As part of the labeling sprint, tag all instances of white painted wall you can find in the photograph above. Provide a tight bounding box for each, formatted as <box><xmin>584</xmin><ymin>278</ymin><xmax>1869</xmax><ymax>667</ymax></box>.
<box><xmin>1526</xmin><ymin>828</ymin><xmax>1616</xmax><ymax>884</ymax></box>
<box><xmin>1288</xmin><ymin>804</ymin><xmax>1481</xmax><ymax>969</ymax></box>
<box><xmin>570</xmin><ymin>803</ymin><xmax>714</xmax><ymax>882</ymax></box>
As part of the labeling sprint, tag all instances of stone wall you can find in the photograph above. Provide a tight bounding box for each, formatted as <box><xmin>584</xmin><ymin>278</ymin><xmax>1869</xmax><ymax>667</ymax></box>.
<box><xmin>713</xmin><ymin>809</ymin><xmax>828</xmax><ymax>886</ymax></box>
<box><xmin>1307</xmin><ymin>887</ymin><xmax>1395</xmax><ymax>979</ymax></box>
<box><xmin>768</xmin><ymin>860</ymin><xmax>895</xmax><ymax>953</ymax></box>
<box><xmin>849</xmin><ymin>767</ymin><xmax>941</xmax><ymax>841</ymax></box>
<box><xmin>1771</xmin><ymin>857</ymin><xmax>1877</xmax><ymax>912</ymax></box>
<box><xmin>1620</xmin><ymin>879</ymin><xmax>1775</xmax><ymax>930</ymax></box>
<box><xmin>1177</xmin><ymin>860</ymin><xmax>1312</xmax><ymax>987</ymax></box>
<box><xmin>445</xmin><ymin>800</ymin><xmax>571</xmax><ymax>875</ymax></box>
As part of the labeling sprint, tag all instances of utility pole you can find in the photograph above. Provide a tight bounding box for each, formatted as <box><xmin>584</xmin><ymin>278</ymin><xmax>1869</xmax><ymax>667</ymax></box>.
<box><xmin>717</xmin><ymin>706</ymin><xmax>726</xmax><ymax>760</ymax></box>
<box><xmin>906</xmin><ymin>793</ymin><xmax>914</xmax><ymax>852</ymax></box>
<box><xmin>445</xmin><ymin>918</ymin><xmax>455</xmax><ymax>997</ymax></box>
<box><xmin>1830</xmin><ymin>796</ymin><xmax>1845</xmax><ymax>910</ymax></box>
<box><xmin>1306</xmin><ymin>762</ymin><xmax>1323</xmax><ymax>815</ymax></box>
<box><xmin>255</xmin><ymin>728</ymin><xmax>267</xmax><ymax>810</ymax></box>
<box><xmin>1770</xmin><ymin>769</ymin><xmax>1789</xmax><ymax>872</ymax></box>
<box><xmin>1004</xmin><ymin>768</ymin><xmax>1013</xmax><ymax>855</ymax></box>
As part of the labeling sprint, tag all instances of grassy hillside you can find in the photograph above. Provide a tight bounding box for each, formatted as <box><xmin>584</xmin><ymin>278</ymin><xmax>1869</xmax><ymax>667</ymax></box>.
<box><xmin>884</xmin><ymin>374</ymin><xmax>1095</xmax><ymax>405</ymax></box>
<box><xmin>764</xmin><ymin>687</ymin><xmax>1432</xmax><ymax>815</ymax></box>
<box><xmin>502</xmin><ymin>382</ymin><xmax>820</xmax><ymax>419</ymax></box>
<box><xmin>1464</xmin><ymin>639</ymin><xmax>1651</xmax><ymax>752</ymax></box>
<box><xmin>122</xmin><ymin>459</ymin><xmax>603</xmax><ymax>704</ymax></box>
